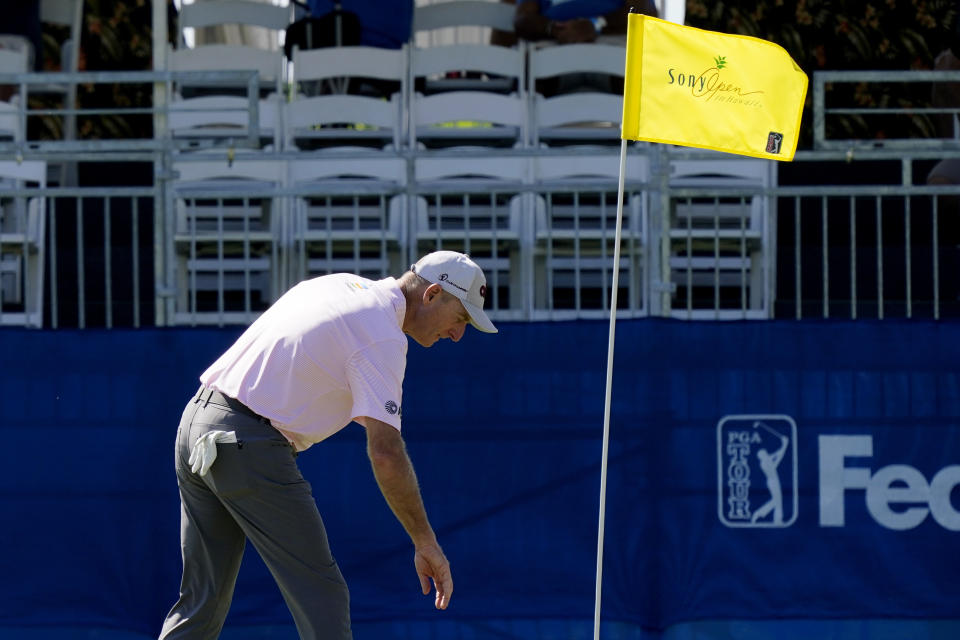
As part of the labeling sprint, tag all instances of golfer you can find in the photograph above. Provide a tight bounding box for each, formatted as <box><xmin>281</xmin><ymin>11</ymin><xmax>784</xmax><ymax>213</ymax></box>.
<box><xmin>159</xmin><ymin>251</ymin><xmax>497</xmax><ymax>639</ymax></box>
<box><xmin>750</xmin><ymin>432</ymin><xmax>789</xmax><ymax>525</ymax></box>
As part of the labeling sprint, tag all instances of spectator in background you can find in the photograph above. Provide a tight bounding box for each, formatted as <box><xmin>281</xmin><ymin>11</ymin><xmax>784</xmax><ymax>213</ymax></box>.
<box><xmin>0</xmin><ymin>1</ymin><xmax>41</xmax><ymax>102</ymax></box>
<box><xmin>2</xmin><ymin>1</ymin><xmax>41</xmax><ymax>69</ymax></box>
<box><xmin>492</xmin><ymin>0</ymin><xmax>658</xmax><ymax>48</ymax></box>
<box><xmin>927</xmin><ymin>15</ymin><xmax>960</xmax><ymax>314</ymax></box>
<box><xmin>927</xmin><ymin>22</ymin><xmax>960</xmax><ymax>187</ymax></box>
<box><xmin>290</xmin><ymin>1</ymin><xmax>412</xmax><ymax>98</ymax></box>
<box><xmin>305</xmin><ymin>0</ymin><xmax>413</xmax><ymax>49</ymax></box>
<box><xmin>492</xmin><ymin>0</ymin><xmax>658</xmax><ymax>97</ymax></box>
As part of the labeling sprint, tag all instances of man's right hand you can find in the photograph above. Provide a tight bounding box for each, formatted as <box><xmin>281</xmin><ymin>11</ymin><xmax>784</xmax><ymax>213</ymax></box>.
<box><xmin>414</xmin><ymin>542</ymin><xmax>453</xmax><ymax>610</ymax></box>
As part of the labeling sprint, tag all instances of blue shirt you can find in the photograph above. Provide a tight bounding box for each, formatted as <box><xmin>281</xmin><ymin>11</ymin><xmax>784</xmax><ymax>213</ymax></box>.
<box><xmin>307</xmin><ymin>1</ymin><xmax>413</xmax><ymax>49</ymax></box>
<box><xmin>518</xmin><ymin>0</ymin><xmax>624</xmax><ymax>21</ymax></box>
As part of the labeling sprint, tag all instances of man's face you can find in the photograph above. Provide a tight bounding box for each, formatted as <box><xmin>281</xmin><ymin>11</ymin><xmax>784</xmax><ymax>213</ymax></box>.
<box><xmin>409</xmin><ymin>285</ymin><xmax>469</xmax><ymax>348</ymax></box>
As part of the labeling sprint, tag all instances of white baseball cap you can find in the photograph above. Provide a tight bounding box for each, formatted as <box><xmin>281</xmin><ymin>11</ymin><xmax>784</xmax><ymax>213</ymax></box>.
<box><xmin>411</xmin><ymin>251</ymin><xmax>498</xmax><ymax>334</ymax></box>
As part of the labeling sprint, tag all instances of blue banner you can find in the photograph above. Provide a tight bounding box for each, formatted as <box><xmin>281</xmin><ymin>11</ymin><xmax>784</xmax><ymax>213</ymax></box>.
<box><xmin>600</xmin><ymin>321</ymin><xmax>960</xmax><ymax>628</ymax></box>
<box><xmin>0</xmin><ymin>320</ymin><xmax>957</xmax><ymax>637</ymax></box>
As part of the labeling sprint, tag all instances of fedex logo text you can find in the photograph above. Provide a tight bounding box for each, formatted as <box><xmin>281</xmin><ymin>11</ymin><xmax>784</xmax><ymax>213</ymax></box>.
<box><xmin>819</xmin><ymin>435</ymin><xmax>960</xmax><ymax>531</ymax></box>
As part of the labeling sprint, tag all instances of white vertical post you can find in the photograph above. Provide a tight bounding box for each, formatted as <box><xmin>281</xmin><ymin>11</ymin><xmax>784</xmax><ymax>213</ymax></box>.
<box><xmin>153</xmin><ymin>0</ymin><xmax>170</xmax><ymax>325</ymax></box>
<box><xmin>593</xmin><ymin>137</ymin><xmax>628</xmax><ymax>640</ymax></box>
<box><xmin>658</xmin><ymin>0</ymin><xmax>687</xmax><ymax>25</ymax></box>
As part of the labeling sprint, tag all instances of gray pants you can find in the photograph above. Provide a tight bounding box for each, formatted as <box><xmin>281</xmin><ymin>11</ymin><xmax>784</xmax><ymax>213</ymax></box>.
<box><xmin>159</xmin><ymin>387</ymin><xmax>351</xmax><ymax>640</ymax></box>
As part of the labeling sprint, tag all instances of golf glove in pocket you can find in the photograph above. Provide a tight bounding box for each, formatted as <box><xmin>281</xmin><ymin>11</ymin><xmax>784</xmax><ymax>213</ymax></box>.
<box><xmin>189</xmin><ymin>430</ymin><xmax>238</xmax><ymax>476</ymax></box>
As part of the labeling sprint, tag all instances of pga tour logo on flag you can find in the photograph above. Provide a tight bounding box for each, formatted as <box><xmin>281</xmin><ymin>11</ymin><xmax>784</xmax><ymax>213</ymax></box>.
<box><xmin>717</xmin><ymin>415</ymin><xmax>798</xmax><ymax>528</ymax></box>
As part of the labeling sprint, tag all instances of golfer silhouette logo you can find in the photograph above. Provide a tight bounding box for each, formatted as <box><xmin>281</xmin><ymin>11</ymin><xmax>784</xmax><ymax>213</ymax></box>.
<box><xmin>766</xmin><ymin>132</ymin><xmax>783</xmax><ymax>154</ymax></box>
<box><xmin>750</xmin><ymin>422</ymin><xmax>789</xmax><ymax>524</ymax></box>
<box><xmin>717</xmin><ymin>415</ymin><xmax>798</xmax><ymax>528</ymax></box>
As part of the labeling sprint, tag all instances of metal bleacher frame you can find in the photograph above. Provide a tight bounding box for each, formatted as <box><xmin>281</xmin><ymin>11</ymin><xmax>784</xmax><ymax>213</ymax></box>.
<box><xmin>158</xmin><ymin>61</ymin><xmax>960</xmax><ymax>327</ymax></box>
<box><xmin>0</xmin><ymin>6</ymin><xmax>958</xmax><ymax>327</ymax></box>
<box><xmin>0</xmin><ymin>0</ymin><xmax>787</xmax><ymax>327</ymax></box>
<box><xmin>152</xmin><ymin>1</ymin><xmax>671</xmax><ymax>325</ymax></box>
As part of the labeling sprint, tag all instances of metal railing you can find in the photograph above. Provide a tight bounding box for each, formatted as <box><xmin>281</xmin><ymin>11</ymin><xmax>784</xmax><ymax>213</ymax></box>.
<box><xmin>812</xmin><ymin>69</ymin><xmax>960</xmax><ymax>151</ymax></box>
<box><xmin>46</xmin><ymin>187</ymin><xmax>156</xmax><ymax>328</ymax></box>
<box><xmin>776</xmin><ymin>180</ymin><xmax>953</xmax><ymax>321</ymax></box>
<box><xmin>0</xmin><ymin>69</ymin><xmax>264</xmax><ymax>155</ymax></box>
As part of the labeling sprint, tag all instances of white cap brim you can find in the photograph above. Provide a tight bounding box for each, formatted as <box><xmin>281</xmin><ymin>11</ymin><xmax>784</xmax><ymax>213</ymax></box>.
<box><xmin>463</xmin><ymin>299</ymin><xmax>498</xmax><ymax>333</ymax></box>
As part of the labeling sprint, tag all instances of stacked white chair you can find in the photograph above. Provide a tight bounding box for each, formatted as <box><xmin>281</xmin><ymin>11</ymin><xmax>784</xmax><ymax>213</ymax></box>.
<box><xmin>527</xmin><ymin>43</ymin><xmax>627</xmax><ymax>148</ymax></box>
<box><xmin>0</xmin><ymin>46</ymin><xmax>29</xmax><ymax>144</ymax></box>
<box><xmin>409</xmin><ymin>44</ymin><xmax>527</xmax><ymax>150</ymax></box>
<box><xmin>287</xmin><ymin>45</ymin><xmax>406</xmax><ymax>151</ymax></box>
<box><xmin>409</xmin><ymin>154</ymin><xmax>529</xmax><ymax>317</ymax></box>
<box><xmin>166</xmin><ymin>0</ymin><xmax>290</xmax><ymax>149</ymax></box>
<box><xmin>287</xmin><ymin>150</ymin><xmax>407</xmax><ymax>285</ymax></box>
<box><xmin>172</xmin><ymin>153</ymin><xmax>287</xmax><ymax>325</ymax></box>
<box><xmin>664</xmin><ymin>155</ymin><xmax>777</xmax><ymax>319</ymax></box>
<box><xmin>409</xmin><ymin>1</ymin><xmax>525</xmax><ymax>149</ymax></box>
<box><xmin>531</xmin><ymin>152</ymin><xmax>648</xmax><ymax>318</ymax></box>
<box><xmin>166</xmin><ymin>1</ymin><xmax>291</xmax><ymax>325</ymax></box>
<box><xmin>405</xmin><ymin>1</ymin><xmax>527</xmax><ymax>315</ymax></box>
<box><xmin>412</xmin><ymin>1</ymin><xmax>515</xmax><ymax>49</ymax></box>
<box><xmin>286</xmin><ymin>44</ymin><xmax>408</xmax><ymax>281</ymax></box>
<box><xmin>0</xmin><ymin>160</ymin><xmax>46</xmax><ymax>327</ymax></box>
<box><xmin>523</xmin><ymin>40</ymin><xmax>644</xmax><ymax>317</ymax></box>
<box><xmin>153</xmin><ymin>1</ymin><xmax>785</xmax><ymax>323</ymax></box>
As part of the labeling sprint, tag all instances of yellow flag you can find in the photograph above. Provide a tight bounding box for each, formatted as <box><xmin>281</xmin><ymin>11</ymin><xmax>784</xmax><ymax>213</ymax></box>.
<box><xmin>621</xmin><ymin>14</ymin><xmax>808</xmax><ymax>161</ymax></box>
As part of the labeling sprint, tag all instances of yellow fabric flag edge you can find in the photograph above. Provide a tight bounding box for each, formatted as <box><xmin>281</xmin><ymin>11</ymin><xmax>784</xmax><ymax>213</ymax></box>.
<box><xmin>621</xmin><ymin>13</ymin><xmax>645</xmax><ymax>143</ymax></box>
<box><xmin>621</xmin><ymin>14</ymin><xmax>809</xmax><ymax>162</ymax></box>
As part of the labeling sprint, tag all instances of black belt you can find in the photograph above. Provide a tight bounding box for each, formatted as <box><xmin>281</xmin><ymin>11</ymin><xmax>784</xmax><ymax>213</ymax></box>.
<box><xmin>195</xmin><ymin>386</ymin><xmax>270</xmax><ymax>424</ymax></box>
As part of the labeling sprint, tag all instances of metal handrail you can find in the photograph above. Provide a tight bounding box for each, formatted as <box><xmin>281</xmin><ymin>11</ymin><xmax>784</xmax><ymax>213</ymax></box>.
<box><xmin>812</xmin><ymin>69</ymin><xmax>960</xmax><ymax>150</ymax></box>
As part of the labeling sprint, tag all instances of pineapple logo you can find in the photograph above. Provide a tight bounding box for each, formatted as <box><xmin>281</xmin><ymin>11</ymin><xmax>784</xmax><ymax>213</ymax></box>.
<box><xmin>666</xmin><ymin>54</ymin><xmax>762</xmax><ymax>105</ymax></box>
<box><xmin>690</xmin><ymin>53</ymin><xmax>763</xmax><ymax>104</ymax></box>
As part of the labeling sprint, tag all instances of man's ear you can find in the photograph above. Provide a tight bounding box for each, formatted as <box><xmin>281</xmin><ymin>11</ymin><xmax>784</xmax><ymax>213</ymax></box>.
<box><xmin>423</xmin><ymin>283</ymin><xmax>443</xmax><ymax>305</ymax></box>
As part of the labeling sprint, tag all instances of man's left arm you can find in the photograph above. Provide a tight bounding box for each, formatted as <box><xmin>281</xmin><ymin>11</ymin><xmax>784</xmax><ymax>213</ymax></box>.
<box><xmin>362</xmin><ymin>417</ymin><xmax>453</xmax><ymax>610</ymax></box>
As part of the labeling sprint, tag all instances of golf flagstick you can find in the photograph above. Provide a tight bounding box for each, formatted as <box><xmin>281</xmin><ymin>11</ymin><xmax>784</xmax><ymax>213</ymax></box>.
<box><xmin>593</xmin><ymin>136</ymin><xmax>628</xmax><ymax>640</ymax></box>
<box><xmin>592</xmin><ymin>9</ymin><xmax>808</xmax><ymax>636</ymax></box>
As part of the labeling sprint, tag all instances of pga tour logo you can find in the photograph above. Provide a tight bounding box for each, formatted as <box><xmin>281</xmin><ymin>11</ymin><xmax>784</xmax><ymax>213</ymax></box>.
<box><xmin>717</xmin><ymin>415</ymin><xmax>798</xmax><ymax>528</ymax></box>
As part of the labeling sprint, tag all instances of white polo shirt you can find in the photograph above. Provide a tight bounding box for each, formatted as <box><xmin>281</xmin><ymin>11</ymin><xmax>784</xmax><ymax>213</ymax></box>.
<box><xmin>199</xmin><ymin>274</ymin><xmax>407</xmax><ymax>451</ymax></box>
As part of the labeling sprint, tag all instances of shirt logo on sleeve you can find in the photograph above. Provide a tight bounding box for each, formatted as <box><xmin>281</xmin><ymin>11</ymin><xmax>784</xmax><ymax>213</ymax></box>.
<box><xmin>344</xmin><ymin>280</ymin><xmax>371</xmax><ymax>292</ymax></box>
<box><xmin>385</xmin><ymin>400</ymin><xmax>400</xmax><ymax>416</ymax></box>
